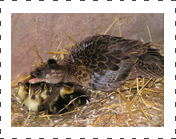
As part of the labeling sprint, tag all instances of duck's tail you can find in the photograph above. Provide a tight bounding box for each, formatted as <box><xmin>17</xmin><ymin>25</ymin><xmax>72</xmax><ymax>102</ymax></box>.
<box><xmin>136</xmin><ymin>48</ymin><xmax>164</xmax><ymax>79</ymax></box>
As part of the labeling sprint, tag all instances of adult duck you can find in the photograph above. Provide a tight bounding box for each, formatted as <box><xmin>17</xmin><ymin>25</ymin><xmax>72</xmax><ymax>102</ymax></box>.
<box><xmin>29</xmin><ymin>35</ymin><xmax>164</xmax><ymax>92</ymax></box>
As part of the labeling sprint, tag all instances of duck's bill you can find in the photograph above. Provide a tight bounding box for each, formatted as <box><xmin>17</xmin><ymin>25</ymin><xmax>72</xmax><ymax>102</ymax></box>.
<box><xmin>29</xmin><ymin>78</ymin><xmax>46</xmax><ymax>84</ymax></box>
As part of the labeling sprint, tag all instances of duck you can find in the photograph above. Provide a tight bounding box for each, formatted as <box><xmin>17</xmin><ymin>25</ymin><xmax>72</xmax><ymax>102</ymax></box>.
<box><xmin>29</xmin><ymin>35</ymin><xmax>164</xmax><ymax>92</ymax></box>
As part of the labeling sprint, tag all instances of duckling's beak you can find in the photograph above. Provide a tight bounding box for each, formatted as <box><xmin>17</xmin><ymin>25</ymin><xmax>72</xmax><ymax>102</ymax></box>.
<box><xmin>31</xmin><ymin>95</ymin><xmax>35</xmax><ymax>100</ymax></box>
<box><xmin>46</xmin><ymin>91</ymin><xmax>51</xmax><ymax>96</ymax></box>
<box><xmin>18</xmin><ymin>82</ymin><xmax>24</xmax><ymax>86</ymax></box>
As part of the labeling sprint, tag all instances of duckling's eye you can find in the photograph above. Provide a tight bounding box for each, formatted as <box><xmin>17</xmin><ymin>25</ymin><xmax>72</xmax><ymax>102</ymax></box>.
<box><xmin>63</xmin><ymin>85</ymin><xmax>69</xmax><ymax>89</ymax></box>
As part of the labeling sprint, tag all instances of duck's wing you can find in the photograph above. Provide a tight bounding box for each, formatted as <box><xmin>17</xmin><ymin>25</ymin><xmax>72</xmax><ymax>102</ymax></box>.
<box><xmin>136</xmin><ymin>48</ymin><xmax>164</xmax><ymax>78</ymax></box>
<box><xmin>69</xmin><ymin>35</ymin><xmax>147</xmax><ymax>91</ymax></box>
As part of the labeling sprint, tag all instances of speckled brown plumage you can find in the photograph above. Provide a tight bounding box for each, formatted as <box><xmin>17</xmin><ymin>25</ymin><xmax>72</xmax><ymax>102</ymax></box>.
<box><xmin>29</xmin><ymin>35</ymin><xmax>164</xmax><ymax>91</ymax></box>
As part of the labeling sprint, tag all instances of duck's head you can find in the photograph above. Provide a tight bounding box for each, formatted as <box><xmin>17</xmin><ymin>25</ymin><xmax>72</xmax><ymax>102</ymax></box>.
<box><xmin>29</xmin><ymin>59</ymin><xmax>67</xmax><ymax>84</ymax></box>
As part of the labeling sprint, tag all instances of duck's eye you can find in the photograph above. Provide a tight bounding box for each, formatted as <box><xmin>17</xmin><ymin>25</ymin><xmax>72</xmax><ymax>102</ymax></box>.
<box><xmin>52</xmin><ymin>71</ymin><xmax>58</xmax><ymax>74</ymax></box>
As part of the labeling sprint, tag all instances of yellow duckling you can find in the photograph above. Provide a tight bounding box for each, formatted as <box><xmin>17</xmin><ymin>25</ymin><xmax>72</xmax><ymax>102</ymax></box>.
<box><xmin>40</xmin><ymin>83</ymin><xmax>52</xmax><ymax>100</ymax></box>
<box><xmin>18</xmin><ymin>82</ymin><xmax>28</xmax><ymax>101</ymax></box>
<box><xmin>59</xmin><ymin>84</ymin><xmax>74</xmax><ymax>99</ymax></box>
<box><xmin>22</xmin><ymin>89</ymin><xmax>42</xmax><ymax>112</ymax></box>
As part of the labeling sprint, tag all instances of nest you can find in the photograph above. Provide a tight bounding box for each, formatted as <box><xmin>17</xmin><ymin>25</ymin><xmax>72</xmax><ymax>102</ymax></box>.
<box><xmin>11</xmin><ymin>18</ymin><xmax>164</xmax><ymax>127</ymax></box>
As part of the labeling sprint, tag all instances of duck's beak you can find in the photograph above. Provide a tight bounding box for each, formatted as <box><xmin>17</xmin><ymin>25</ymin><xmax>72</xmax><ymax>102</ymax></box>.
<box><xmin>29</xmin><ymin>78</ymin><xmax>46</xmax><ymax>84</ymax></box>
<box><xmin>29</xmin><ymin>71</ymin><xmax>47</xmax><ymax>84</ymax></box>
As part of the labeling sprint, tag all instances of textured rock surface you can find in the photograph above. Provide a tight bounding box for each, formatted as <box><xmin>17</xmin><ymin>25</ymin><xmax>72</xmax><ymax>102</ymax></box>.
<box><xmin>11</xmin><ymin>13</ymin><xmax>164</xmax><ymax>80</ymax></box>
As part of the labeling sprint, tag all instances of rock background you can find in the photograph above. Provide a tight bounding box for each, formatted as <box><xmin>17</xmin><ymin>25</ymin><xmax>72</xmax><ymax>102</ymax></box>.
<box><xmin>11</xmin><ymin>13</ymin><xmax>164</xmax><ymax>81</ymax></box>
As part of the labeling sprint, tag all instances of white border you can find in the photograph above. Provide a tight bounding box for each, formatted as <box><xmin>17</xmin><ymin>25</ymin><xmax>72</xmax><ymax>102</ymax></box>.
<box><xmin>0</xmin><ymin>0</ymin><xmax>173</xmax><ymax>139</ymax></box>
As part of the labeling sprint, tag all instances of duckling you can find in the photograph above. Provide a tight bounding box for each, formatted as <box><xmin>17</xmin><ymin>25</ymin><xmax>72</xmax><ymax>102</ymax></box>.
<box><xmin>59</xmin><ymin>84</ymin><xmax>74</xmax><ymax>99</ymax></box>
<box><xmin>40</xmin><ymin>83</ymin><xmax>52</xmax><ymax>100</ymax></box>
<box><xmin>50</xmin><ymin>84</ymin><xmax>75</xmax><ymax>114</ymax></box>
<box><xmin>41</xmin><ymin>83</ymin><xmax>75</xmax><ymax>107</ymax></box>
<box><xmin>22</xmin><ymin>89</ymin><xmax>42</xmax><ymax>112</ymax></box>
<box><xmin>38</xmin><ymin>83</ymin><xmax>89</xmax><ymax>114</ymax></box>
<box><xmin>67</xmin><ymin>88</ymin><xmax>89</xmax><ymax>108</ymax></box>
<box><xmin>38</xmin><ymin>85</ymin><xmax>62</xmax><ymax>114</ymax></box>
<box><xmin>18</xmin><ymin>82</ymin><xmax>28</xmax><ymax>101</ymax></box>
<box><xmin>54</xmin><ymin>85</ymin><xmax>89</xmax><ymax>114</ymax></box>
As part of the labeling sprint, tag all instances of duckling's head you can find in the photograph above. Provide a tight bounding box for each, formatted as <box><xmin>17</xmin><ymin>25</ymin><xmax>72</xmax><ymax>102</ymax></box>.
<box><xmin>18</xmin><ymin>82</ymin><xmax>28</xmax><ymax>100</ymax></box>
<box><xmin>18</xmin><ymin>82</ymin><xmax>27</xmax><ymax>89</ymax></box>
<box><xmin>58</xmin><ymin>84</ymin><xmax>74</xmax><ymax>99</ymax></box>
<box><xmin>31</xmin><ymin>83</ymin><xmax>43</xmax><ymax>92</ymax></box>
<box><xmin>18</xmin><ymin>82</ymin><xmax>24</xmax><ymax>86</ymax></box>
<box><xmin>61</xmin><ymin>84</ymin><xmax>74</xmax><ymax>94</ymax></box>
